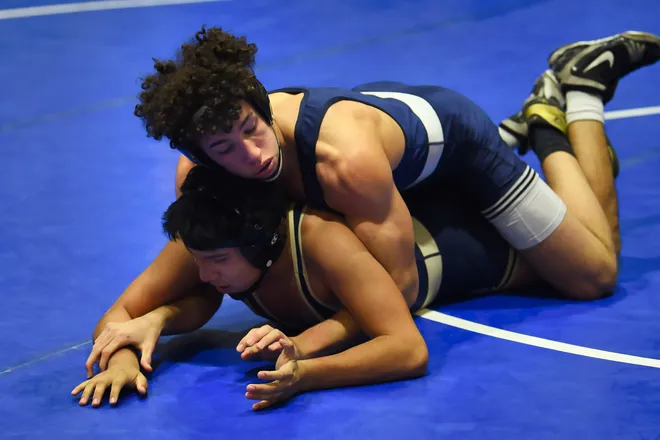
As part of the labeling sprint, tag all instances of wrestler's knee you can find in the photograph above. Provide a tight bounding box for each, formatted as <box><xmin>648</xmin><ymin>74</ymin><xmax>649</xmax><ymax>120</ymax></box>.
<box><xmin>521</xmin><ymin>220</ymin><xmax>619</xmax><ymax>301</ymax></box>
<box><xmin>564</xmin><ymin>254</ymin><xmax>618</xmax><ymax>301</ymax></box>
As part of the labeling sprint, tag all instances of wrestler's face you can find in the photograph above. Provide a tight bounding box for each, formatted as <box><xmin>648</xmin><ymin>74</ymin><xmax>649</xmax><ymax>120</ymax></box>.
<box><xmin>190</xmin><ymin>247</ymin><xmax>261</xmax><ymax>294</ymax></box>
<box><xmin>198</xmin><ymin>101</ymin><xmax>280</xmax><ymax>180</ymax></box>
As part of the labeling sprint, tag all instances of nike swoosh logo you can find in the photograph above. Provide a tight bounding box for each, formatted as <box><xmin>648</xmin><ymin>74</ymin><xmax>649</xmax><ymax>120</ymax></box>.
<box><xmin>584</xmin><ymin>51</ymin><xmax>615</xmax><ymax>72</ymax></box>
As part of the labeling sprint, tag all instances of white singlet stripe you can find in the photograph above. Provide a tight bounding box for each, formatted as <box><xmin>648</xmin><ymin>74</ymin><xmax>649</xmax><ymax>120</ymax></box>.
<box><xmin>360</xmin><ymin>91</ymin><xmax>445</xmax><ymax>189</ymax></box>
<box><xmin>412</xmin><ymin>217</ymin><xmax>443</xmax><ymax>308</ymax></box>
<box><xmin>287</xmin><ymin>207</ymin><xmax>340</xmax><ymax>321</ymax></box>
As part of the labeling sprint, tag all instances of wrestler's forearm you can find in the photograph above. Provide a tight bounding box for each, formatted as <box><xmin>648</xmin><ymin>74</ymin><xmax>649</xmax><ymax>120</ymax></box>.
<box><xmin>297</xmin><ymin>335</ymin><xmax>427</xmax><ymax>392</ymax></box>
<box><xmin>343</xmin><ymin>195</ymin><xmax>419</xmax><ymax>307</ymax></box>
<box><xmin>348</xmin><ymin>228</ymin><xmax>418</xmax><ymax>304</ymax></box>
<box><xmin>147</xmin><ymin>287</ymin><xmax>223</xmax><ymax>336</ymax></box>
<box><xmin>92</xmin><ymin>242</ymin><xmax>203</xmax><ymax>341</ymax></box>
<box><xmin>107</xmin><ymin>347</ymin><xmax>140</xmax><ymax>369</ymax></box>
<box><xmin>291</xmin><ymin>308</ymin><xmax>364</xmax><ymax>359</ymax></box>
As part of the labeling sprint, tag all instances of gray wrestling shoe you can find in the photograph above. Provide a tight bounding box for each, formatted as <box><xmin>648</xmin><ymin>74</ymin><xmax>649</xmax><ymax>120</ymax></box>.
<box><xmin>548</xmin><ymin>31</ymin><xmax>660</xmax><ymax>103</ymax></box>
<box><xmin>499</xmin><ymin>111</ymin><xmax>527</xmax><ymax>151</ymax></box>
<box><xmin>500</xmin><ymin>69</ymin><xmax>565</xmax><ymax>155</ymax></box>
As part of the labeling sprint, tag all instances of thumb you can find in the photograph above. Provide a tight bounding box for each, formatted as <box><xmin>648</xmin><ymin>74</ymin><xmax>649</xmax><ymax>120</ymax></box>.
<box><xmin>135</xmin><ymin>373</ymin><xmax>149</xmax><ymax>395</ymax></box>
<box><xmin>280</xmin><ymin>338</ymin><xmax>296</xmax><ymax>358</ymax></box>
<box><xmin>140</xmin><ymin>342</ymin><xmax>156</xmax><ymax>372</ymax></box>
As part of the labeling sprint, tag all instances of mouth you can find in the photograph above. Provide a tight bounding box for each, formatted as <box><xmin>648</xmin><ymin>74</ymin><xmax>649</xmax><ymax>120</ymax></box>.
<box><xmin>257</xmin><ymin>158</ymin><xmax>273</xmax><ymax>177</ymax></box>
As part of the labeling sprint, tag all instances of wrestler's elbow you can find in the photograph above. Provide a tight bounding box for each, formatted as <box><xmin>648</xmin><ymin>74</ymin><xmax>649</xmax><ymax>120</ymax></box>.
<box><xmin>392</xmin><ymin>330</ymin><xmax>428</xmax><ymax>377</ymax></box>
<box><xmin>403</xmin><ymin>336</ymin><xmax>429</xmax><ymax>377</ymax></box>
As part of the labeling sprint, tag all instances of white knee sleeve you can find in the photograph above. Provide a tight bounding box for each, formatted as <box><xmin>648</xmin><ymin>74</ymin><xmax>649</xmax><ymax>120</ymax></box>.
<box><xmin>484</xmin><ymin>168</ymin><xmax>566</xmax><ymax>250</ymax></box>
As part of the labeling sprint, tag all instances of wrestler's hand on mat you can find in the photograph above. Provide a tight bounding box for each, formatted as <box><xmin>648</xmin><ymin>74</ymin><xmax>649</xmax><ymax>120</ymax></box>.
<box><xmin>237</xmin><ymin>324</ymin><xmax>299</xmax><ymax>362</ymax></box>
<box><xmin>86</xmin><ymin>315</ymin><xmax>164</xmax><ymax>378</ymax></box>
<box><xmin>72</xmin><ymin>363</ymin><xmax>148</xmax><ymax>408</ymax></box>
<box><xmin>246</xmin><ymin>338</ymin><xmax>304</xmax><ymax>411</ymax></box>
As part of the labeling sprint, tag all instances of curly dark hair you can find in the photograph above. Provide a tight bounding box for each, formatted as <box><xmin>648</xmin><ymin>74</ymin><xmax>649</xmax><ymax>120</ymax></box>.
<box><xmin>134</xmin><ymin>25</ymin><xmax>260</xmax><ymax>151</ymax></box>
<box><xmin>162</xmin><ymin>166</ymin><xmax>288</xmax><ymax>251</ymax></box>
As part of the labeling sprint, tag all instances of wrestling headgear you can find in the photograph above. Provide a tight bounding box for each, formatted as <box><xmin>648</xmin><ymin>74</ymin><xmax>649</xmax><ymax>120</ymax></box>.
<box><xmin>220</xmin><ymin>211</ymin><xmax>286</xmax><ymax>301</ymax></box>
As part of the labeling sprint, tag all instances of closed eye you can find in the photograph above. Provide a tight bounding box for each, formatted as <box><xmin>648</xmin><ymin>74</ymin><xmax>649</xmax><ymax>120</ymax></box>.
<box><xmin>216</xmin><ymin>145</ymin><xmax>234</xmax><ymax>155</ymax></box>
<box><xmin>244</xmin><ymin>119</ymin><xmax>257</xmax><ymax>134</ymax></box>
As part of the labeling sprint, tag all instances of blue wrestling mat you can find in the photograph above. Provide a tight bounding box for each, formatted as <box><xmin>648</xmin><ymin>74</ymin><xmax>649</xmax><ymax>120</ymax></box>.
<box><xmin>1</xmin><ymin>0</ymin><xmax>660</xmax><ymax>438</ymax></box>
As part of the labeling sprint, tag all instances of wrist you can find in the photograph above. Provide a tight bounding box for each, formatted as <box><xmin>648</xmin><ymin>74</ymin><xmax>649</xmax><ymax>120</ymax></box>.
<box><xmin>295</xmin><ymin>359</ymin><xmax>314</xmax><ymax>393</ymax></box>
<box><xmin>289</xmin><ymin>336</ymin><xmax>309</xmax><ymax>360</ymax></box>
<box><xmin>107</xmin><ymin>347</ymin><xmax>140</xmax><ymax>369</ymax></box>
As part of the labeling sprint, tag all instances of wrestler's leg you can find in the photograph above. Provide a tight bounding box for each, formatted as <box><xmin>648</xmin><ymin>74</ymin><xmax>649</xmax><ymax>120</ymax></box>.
<box><xmin>435</xmin><ymin>87</ymin><xmax>617</xmax><ymax>300</ymax></box>
<box><xmin>545</xmin><ymin>31</ymin><xmax>660</xmax><ymax>254</ymax></box>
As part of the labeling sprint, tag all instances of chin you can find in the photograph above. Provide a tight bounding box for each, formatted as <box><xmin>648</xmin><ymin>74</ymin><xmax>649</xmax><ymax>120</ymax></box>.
<box><xmin>219</xmin><ymin>283</ymin><xmax>252</xmax><ymax>294</ymax></box>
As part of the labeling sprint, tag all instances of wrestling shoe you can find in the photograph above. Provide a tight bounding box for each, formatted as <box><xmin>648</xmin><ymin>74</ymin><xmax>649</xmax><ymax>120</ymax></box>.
<box><xmin>548</xmin><ymin>31</ymin><xmax>660</xmax><ymax>103</ymax></box>
<box><xmin>521</xmin><ymin>71</ymin><xmax>620</xmax><ymax>177</ymax></box>
<box><xmin>499</xmin><ymin>111</ymin><xmax>527</xmax><ymax>151</ymax></box>
<box><xmin>502</xmin><ymin>70</ymin><xmax>566</xmax><ymax>155</ymax></box>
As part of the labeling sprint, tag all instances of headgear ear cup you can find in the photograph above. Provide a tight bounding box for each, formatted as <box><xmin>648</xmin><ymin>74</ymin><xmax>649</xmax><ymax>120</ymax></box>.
<box><xmin>227</xmin><ymin>227</ymin><xmax>285</xmax><ymax>302</ymax></box>
<box><xmin>239</xmin><ymin>229</ymin><xmax>284</xmax><ymax>269</ymax></box>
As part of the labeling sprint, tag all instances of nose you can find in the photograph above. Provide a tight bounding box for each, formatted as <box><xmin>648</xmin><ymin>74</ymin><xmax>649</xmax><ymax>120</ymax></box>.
<box><xmin>243</xmin><ymin>139</ymin><xmax>262</xmax><ymax>165</ymax></box>
<box><xmin>198</xmin><ymin>262</ymin><xmax>217</xmax><ymax>284</ymax></box>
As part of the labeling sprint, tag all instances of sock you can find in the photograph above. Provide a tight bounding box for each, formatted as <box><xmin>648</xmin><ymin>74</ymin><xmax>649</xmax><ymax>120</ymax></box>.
<box><xmin>529</xmin><ymin>124</ymin><xmax>574</xmax><ymax>163</ymax></box>
<box><xmin>498</xmin><ymin>126</ymin><xmax>519</xmax><ymax>148</ymax></box>
<box><xmin>566</xmin><ymin>90</ymin><xmax>605</xmax><ymax>124</ymax></box>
